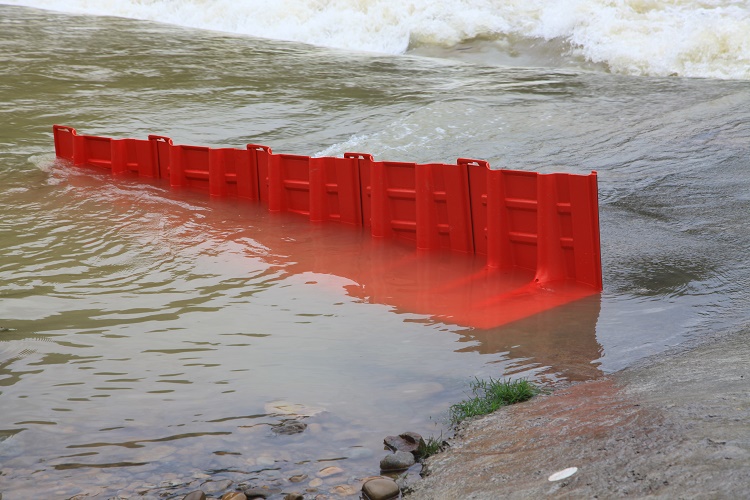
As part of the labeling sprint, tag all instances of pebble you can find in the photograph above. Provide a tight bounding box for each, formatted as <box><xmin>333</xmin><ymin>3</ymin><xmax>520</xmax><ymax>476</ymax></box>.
<box><xmin>243</xmin><ymin>487</ymin><xmax>270</xmax><ymax>498</ymax></box>
<box><xmin>289</xmin><ymin>474</ymin><xmax>308</xmax><ymax>483</ymax></box>
<box><xmin>201</xmin><ymin>479</ymin><xmax>234</xmax><ymax>494</ymax></box>
<box><xmin>380</xmin><ymin>451</ymin><xmax>415</xmax><ymax>471</ymax></box>
<box><xmin>308</xmin><ymin>478</ymin><xmax>323</xmax><ymax>488</ymax></box>
<box><xmin>222</xmin><ymin>493</ymin><xmax>247</xmax><ymax>500</ymax></box>
<box><xmin>284</xmin><ymin>494</ymin><xmax>304</xmax><ymax>500</ymax></box>
<box><xmin>331</xmin><ymin>484</ymin><xmax>358</xmax><ymax>496</ymax></box>
<box><xmin>361</xmin><ymin>477</ymin><xmax>400</xmax><ymax>500</ymax></box>
<box><xmin>317</xmin><ymin>466</ymin><xmax>344</xmax><ymax>478</ymax></box>
<box><xmin>183</xmin><ymin>492</ymin><xmax>206</xmax><ymax>500</ymax></box>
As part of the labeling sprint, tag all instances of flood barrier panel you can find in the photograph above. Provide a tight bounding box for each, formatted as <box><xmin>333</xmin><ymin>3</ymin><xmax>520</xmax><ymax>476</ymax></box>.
<box><xmin>52</xmin><ymin>125</ymin><xmax>603</xmax><ymax>292</ymax></box>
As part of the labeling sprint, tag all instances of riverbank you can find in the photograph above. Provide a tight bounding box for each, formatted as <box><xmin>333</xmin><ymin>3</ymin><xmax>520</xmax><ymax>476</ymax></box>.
<box><xmin>406</xmin><ymin>325</ymin><xmax>750</xmax><ymax>499</ymax></box>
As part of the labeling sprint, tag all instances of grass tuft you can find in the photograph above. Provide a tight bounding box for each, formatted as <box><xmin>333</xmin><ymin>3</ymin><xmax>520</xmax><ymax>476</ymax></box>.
<box><xmin>416</xmin><ymin>433</ymin><xmax>447</xmax><ymax>460</ymax></box>
<box><xmin>449</xmin><ymin>377</ymin><xmax>540</xmax><ymax>425</ymax></box>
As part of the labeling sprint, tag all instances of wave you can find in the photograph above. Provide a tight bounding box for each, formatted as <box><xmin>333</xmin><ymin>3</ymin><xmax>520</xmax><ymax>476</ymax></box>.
<box><xmin>4</xmin><ymin>0</ymin><xmax>750</xmax><ymax>79</ymax></box>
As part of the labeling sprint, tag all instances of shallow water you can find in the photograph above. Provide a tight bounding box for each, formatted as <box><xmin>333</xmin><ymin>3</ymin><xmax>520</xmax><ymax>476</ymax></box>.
<box><xmin>1</xmin><ymin>4</ymin><xmax>750</xmax><ymax>499</ymax></box>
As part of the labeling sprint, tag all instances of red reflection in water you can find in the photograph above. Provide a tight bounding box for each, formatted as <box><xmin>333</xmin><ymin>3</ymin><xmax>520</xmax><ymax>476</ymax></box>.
<box><xmin>235</xmin><ymin>214</ymin><xmax>600</xmax><ymax>330</ymax></box>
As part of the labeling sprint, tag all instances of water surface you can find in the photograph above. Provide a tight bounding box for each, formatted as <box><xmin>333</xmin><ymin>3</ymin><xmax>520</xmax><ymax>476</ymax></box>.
<box><xmin>1</xmin><ymin>4</ymin><xmax>749</xmax><ymax>498</ymax></box>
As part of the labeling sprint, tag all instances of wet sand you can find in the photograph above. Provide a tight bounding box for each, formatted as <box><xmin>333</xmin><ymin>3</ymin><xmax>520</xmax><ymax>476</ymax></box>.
<box><xmin>407</xmin><ymin>326</ymin><xmax>750</xmax><ymax>499</ymax></box>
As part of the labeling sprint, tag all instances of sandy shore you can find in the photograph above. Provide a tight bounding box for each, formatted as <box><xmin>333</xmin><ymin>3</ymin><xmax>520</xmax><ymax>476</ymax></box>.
<box><xmin>406</xmin><ymin>326</ymin><xmax>750</xmax><ymax>499</ymax></box>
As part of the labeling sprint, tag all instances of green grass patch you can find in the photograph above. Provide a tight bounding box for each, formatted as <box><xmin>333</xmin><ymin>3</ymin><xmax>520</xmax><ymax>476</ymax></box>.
<box><xmin>449</xmin><ymin>377</ymin><xmax>540</xmax><ymax>425</ymax></box>
<box><xmin>416</xmin><ymin>433</ymin><xmax>447</xmax><ymax>460</ymax></box>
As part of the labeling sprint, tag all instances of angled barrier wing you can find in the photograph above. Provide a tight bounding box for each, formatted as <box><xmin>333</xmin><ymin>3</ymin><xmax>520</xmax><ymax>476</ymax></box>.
<box><xmin>52</xmin><ymin>125</ymin><xmax>602</xmax><ymax>295</ymax></box>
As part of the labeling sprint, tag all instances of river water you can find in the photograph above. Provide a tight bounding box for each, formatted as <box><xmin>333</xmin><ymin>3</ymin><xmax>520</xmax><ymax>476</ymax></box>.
<box><xmin>1</xmin><ymin>3</ymin><xmax>749</xmax><ymax>499</ymax></box>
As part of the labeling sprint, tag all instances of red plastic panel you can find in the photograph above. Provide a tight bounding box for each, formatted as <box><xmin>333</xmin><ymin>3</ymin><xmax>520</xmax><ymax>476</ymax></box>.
<box><xmin>314</xmin><ymin>156</ymin><xmax>362</xmax><ymax>225</ymax></box>
<box><xmin>52</xmin><ymin>125</ymin><xmax>77</xmax><ymax>161</ymax></box>
<box><xmin>112</xmin><ymin>138</ymin><xmax>159</xmax><ymax>178</ymax></box>
<box><xmin>466</xmin><ymin>160</ymin><xmax>602</xmax><ymax>288</ymax></box>
<box><xmin>170</xmin><ymin>144</ymin><xmax>210</xmax><ymax>190</ymax></box>
<box><xmin>208</xmin><ymin>148</ymin><xmax>253</xmax><ymax>199</ymax></box>
<box><xmin>75</xmin><ymin>134</ymin><xmax>115</xmax><ymax>170</ymax></box>
<box><xmin>536</xmin><ymin>172</ymin><xmax>602</xmax><ymax>289</ymax></box>
<box><xmin>268</xmin><ymin>153</ymin><xmax>310</xmax><ymax>215</ymax></box>
<box><xmin>367</xmin><ymin>159</ymin><xmax>419</xmax><ymax>240</ymax></box>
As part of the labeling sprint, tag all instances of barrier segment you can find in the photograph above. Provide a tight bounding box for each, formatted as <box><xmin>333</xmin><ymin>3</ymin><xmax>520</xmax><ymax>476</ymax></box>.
<box><xmin>52</xmin><ymin>126</ymin><xmax>602</xmax><ymax>291</ymax></box>
<box><xmin>464</xmin><ymin>160</ymin><xmax>602</xmax><ymax>289</ymax></box>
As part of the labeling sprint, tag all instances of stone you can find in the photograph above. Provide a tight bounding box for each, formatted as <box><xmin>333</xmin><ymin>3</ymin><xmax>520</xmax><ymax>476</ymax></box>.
<box><xmin>183</xmin><ymin>492</ymin><xmax>206</xmax><ymax>500</ymax></box>
<box><xmin>222</xmin><ymin>493</ymin><xmax>247</xmax><ymax>500</ymax></box>
<box><xmin>284</xmin><ymin>494</ymin><xmax>304</xmax><ymax>500</ymax></box>
<box><xmin>201</xmin><ymin>479</ymin><xmax>234</xmax><ymax>494</ymax></box>
<box><xmin>384</xmin><ymin>432</ymin><xmax>425</xmax><ymax>456</ymax></box>
<box><xmin>331</xmin><ymin>484</ymin><xmax>358</xmax><ymax>496</ymax></box>
<box><xmin>308</xmin><ymin>478</ymin><xmax>323</xmax><ymax>487</ymax></box>
<box><xmin>317</xmin><ymin>466</ymin><xmax>344</xmax><ymax>477</ymax></box>
<box><xmin>273</xmin><ymin>420</ymin><xmax>308</xmax><ymax>435</ymax></box>
<box><xmin>361</xmin><ymin>477</ymin><xmax>400</xmax><ymax>500</ymax></box>
<box><xmin>242</xmin><ymin>487</ymin><xmax>269</xmax><ymax>499</ymax></box>
<box><xmin>289</xmin><ymin>474</ymin><xmax>308</xmax><ymax>483</ymax></box>
<box><xmin>380</xmin><ymin>451</ymin><xmax>415</xmax><ymax>471</ymax></box>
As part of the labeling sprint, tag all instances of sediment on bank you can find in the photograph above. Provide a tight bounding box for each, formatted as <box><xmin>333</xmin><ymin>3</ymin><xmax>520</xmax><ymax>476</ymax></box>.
<box><xmin>406</xmin><ymin>327</ymin><xmax>750</xmax><ymax>499</ymax></box>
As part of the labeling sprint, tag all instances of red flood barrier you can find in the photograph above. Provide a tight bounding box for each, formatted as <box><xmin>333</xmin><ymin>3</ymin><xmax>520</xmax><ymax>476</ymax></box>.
<box><xmin>52</xmin><ymin>125</ymin><xmax>602</xmax><ymax>325</ymax></box>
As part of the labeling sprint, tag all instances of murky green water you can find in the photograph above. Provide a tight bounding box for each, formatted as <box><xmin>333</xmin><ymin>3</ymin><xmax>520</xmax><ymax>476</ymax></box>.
<box><xmin>2</xmin><ymin>5</ymin><xmax>750</xmax><ymax>498</ymax></box>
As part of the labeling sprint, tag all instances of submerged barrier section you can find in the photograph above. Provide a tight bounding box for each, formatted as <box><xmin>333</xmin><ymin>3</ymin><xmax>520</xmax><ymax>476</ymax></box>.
<box><xmin>52</xmin><ymin>125</ymin><xmax>602</xmax><ymax>292</ymax></box>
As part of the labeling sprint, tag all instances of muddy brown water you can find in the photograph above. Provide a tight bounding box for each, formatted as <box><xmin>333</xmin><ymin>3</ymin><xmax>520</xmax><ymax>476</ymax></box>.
<box><xmin>1</xmin><ymin>4</ymin><xmax>750</xmax><ymax>498</ymax></box>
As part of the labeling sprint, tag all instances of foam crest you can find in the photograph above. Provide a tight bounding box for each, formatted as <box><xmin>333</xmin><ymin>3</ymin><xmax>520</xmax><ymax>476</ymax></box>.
<box><xmin>4</xmin><ymin>0</ymin><xmax>749</xmax><ymax>79</ymax></box>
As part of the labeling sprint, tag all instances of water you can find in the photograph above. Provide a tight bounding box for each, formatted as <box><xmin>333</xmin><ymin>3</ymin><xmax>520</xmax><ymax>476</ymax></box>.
<box><xmin>1</xmin><ymin>3</ymin><xmax>750</xmax><ymax>498</ymax></box>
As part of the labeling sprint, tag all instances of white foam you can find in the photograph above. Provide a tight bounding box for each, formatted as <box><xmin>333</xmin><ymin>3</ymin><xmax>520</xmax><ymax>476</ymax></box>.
<box><xmin>4</xmin><ymin>0</ymin><xmax>749</xmax><ymax>79</ymax></box>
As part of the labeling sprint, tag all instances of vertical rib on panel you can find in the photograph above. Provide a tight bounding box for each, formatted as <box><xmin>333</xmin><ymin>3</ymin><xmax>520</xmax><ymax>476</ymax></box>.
<box><xmin>369</xmin><ymin>161</ymin><xmax>418</xmax><ymax>242</ymax></box>
<box><xmin>247</xmin><ymin>145</ymin><xmax>271</xmax><ymax>203</ymax></box>
<box><xmin>501</xmin><ymin>170</ymin><xmax>538</xmax><ymax>272</ymax></box>
<box><xmin>568</xmin><ymin>173</ymin><xmax>603</xmax><ymax>289</ymax></box>
<box><xmin>417</xmin><ymin>163</ymin><xmax>474</xmax><ymax>253</ymax></box>
<box><xmin>467</xmin><ymin>161</ymin><xmax>538</xmax><ymax>270</ymax></box>
<box><xmin>317</xmin><ymin>157</ymin><xmax>363</xmax><ymax>225</ymax></box>
<box><xmin>345</xmin><ymin>153</ymin><xmax>374</xmax><ymax>228</ymax></box>
<box><xmin>209</xmin><ymin>148</ymin><xmax>253</xmax><ymax>199</ymax></box>
<box><xmin>148</xmin><ymin>135</ymin><xmax>173</xmax><ymax>179</ymax></box>
<box><xmin>268</xmin><ymin>154</ymin><xmax>311</xmax><ymax>215</ymax></box>
<box><xmin>534</xmin><ymin>174</ymin><xmax>566</xmax><ymax>283</ymax></box>
<box><xmin>464</xmin><ymin>159</ymin><xmax>493</xmax><ymax>259</ymax></box>
<box><xmin>111</xmin><ymin>139</ymin><xmax>127</xmax><ymax>175</ymax></box>
<box><xmin>52</xmin><ymin>125</ymin><xmax>77</xmax><ymax>160</ymax></box>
